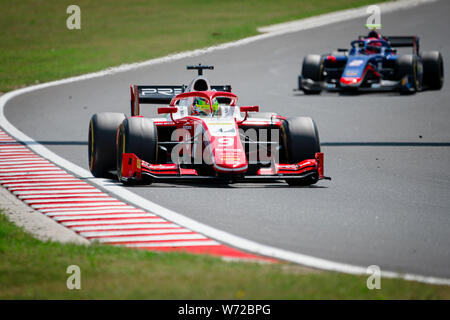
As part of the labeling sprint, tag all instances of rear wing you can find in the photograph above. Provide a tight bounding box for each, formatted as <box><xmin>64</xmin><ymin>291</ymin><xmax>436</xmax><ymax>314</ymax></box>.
<box><xmin>357</xmin><ymin>35</ymin><xmax>419</xmax><ymax>54</ymax></box>
<box><xmin>130</xmin><ymin>85</ymin><xmax>232</xmax><ymax>116</ymax></box>
<box><xmin>386</xmin><ymin>36</ymin><xmax>419</xmax><ymax>54</ymax></box>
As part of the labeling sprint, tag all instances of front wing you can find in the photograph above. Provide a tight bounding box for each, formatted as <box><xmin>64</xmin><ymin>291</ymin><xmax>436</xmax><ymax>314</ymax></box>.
<box><xmin>120</xmin><ymin>152</ymin><xmax>330</xmax><ymax>183</ymax></box>
<box><xmin>298</xmin><ymin>75</ymin><xmax>416</xmax><ymax>93</ymax></box>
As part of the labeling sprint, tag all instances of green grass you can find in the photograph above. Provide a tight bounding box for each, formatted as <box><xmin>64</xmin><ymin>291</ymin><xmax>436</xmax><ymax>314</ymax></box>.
<box><xmin>0</xmin><ymin>0</ymin><xmax>388</xmax><ymax>92</ymax></box>
<box><xmin>0</xmin><ymin>214</ymin><xmax>449</xmax><ymax>299</ymax></box>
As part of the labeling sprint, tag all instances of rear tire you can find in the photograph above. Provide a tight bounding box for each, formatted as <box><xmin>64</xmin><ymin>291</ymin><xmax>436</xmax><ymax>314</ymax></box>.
<box><xmin>282</xmin><ymin>117</ymin><xmax>321</xmax><ymax>186</ymax></box>
<box><xmin>116</xmin><ymin>117</ymin><xmax>157</xmax><ymax>184</ymax></box>
<box><xmin>88</xmin><ymin>112</ymin><xmax>125</xmax><ymax>177</ymax></box>
<box><xmin>398</xmin><ymin>54</ymin><xmax>423</xmax><ymax>93</ymax></box>
<box><xmin>301</xmin><ymin>54</ymin><xmax>323</xmax><ymax>94</ymax></box>
<box><xmin>422</xmin><ymin>51</ymin><xmax>444</xmax><ymax>90</ymax></box>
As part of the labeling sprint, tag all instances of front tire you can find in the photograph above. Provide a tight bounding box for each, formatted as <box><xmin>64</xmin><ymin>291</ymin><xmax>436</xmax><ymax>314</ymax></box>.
<box><xmin>301</xmin><ymin>54</ymin><xmax>323</xmax><ymax>94</ymax></box>
<box><xmin>88</xmin><ymin>112</ymin><xmax>125</xmax><ymax>177</ymax></box>
<box><xmin>116</xmin><ymin>117</ymin><xmax>158</xmax><ymax>184</ymax></box>
<box><xmin>282</xmin><ymin>117</ymin><xmax>321</xmax><ymax>186</ymax></box>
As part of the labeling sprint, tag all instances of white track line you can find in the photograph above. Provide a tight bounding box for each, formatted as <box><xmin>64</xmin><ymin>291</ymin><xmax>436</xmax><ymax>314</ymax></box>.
<box><xmin>0</xmin><ymin>0</ymin><xmax>448</xmax><ymax>285</ymax></box>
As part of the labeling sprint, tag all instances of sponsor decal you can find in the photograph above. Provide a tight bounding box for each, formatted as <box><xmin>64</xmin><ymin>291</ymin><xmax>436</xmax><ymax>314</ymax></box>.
<box><xmin>345</xmin><ymin>71</ymin><xmax>358</xmax><ymax>76</ymax></box>
<box><xmin>348</xmin><ymin>59</ymin><xmax>364</xmax><ymax>67</ymax></box>
<box><xmin>140</xmin><ymin>88</ymin><xmax>183</xmax><ymax>96</ymax></box>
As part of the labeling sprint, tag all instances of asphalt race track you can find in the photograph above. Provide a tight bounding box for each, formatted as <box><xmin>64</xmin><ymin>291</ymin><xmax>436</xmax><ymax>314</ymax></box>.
<box><xmin>4</xmin><ymin>0</ymin><xmax>450</xmax><ymax>278</ymax></box>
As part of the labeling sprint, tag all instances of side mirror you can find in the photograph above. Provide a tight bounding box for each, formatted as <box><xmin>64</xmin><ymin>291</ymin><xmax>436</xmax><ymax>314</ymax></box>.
<box><xmin>158</xmin><ymin>107</ymin><xmax>178</xmax><ymax>115</ymax></box>
<box><xmin>240</xmin><ymin>105</ymin><xmax>259</xmax><ymax>113</ymax></box>
<box><xmin>238</xmin><ymin>106</ymin><xmax>259</xmax><ymax>124</ymax></box>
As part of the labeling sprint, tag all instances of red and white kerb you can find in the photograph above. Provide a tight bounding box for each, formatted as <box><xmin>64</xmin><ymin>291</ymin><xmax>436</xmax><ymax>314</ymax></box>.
<box><xmin>0</xmin><ymin>129</ymin><xmax>268</xmax><ymax>261</ymax></box>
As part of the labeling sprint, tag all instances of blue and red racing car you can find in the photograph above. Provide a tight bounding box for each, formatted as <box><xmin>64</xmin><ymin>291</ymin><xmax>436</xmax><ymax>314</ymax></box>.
<box><xmin>298</xmin><ymin>30</ymin><xmax>444</xmax><ymax>94</ymax></box>
<box><xmin>89</xmin><ymin>65</ymin><xmax>330</xmax><ymax>186</ymax></box>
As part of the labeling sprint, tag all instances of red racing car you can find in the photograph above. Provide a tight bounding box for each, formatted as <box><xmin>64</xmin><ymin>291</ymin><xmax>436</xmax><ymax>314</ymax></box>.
<box><xmin>88</xmin><ymin>65</ymin><xmax>329</xmax><ymax>186</ymax></box>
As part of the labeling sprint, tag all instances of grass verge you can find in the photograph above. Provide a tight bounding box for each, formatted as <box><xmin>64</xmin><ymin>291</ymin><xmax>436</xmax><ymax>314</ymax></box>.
<box><xmin>0</xmin><ymin>213</ymin><xmax>449</xmax><ymax>299</ymax></box>
<box><xmin>0</xmin><ymin>0</ymin><xmax>388</xmax><ymax>92</ymax></box>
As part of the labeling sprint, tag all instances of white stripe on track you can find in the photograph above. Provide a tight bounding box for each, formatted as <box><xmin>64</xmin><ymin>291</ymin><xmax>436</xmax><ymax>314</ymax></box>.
<box><xmin>5</xmin><ymin>182</ymin><xmax>88</xmax><ymax>187</ymax></box>
<box><xmin>94</xmin><ymin>233</ymin><xmax>205</xmax><ymax>243</ymax></box>
<box><xmin>71</xmin><ymin>223</ymin><xmax>179</xmax><ymax>231</ymax></box>
<box><xmin>0</xmin><ymin>156</ymin><xmax>45</xmax><ymax>159</ymax></box>
<box><xmin>39</xmin><ymin>206</ymin><xmax>136</xmax><ymax>212</ymax></box>
<box><xmin>81</xmin><ymin>228</ymin><xmax>189</xmax><ymax>237</ymax></box>
<box><xmin>24</xmin><ymin>197</ymin><xmax>115</xmax><ymax>204</ymax></box>
<box><xmin>0</xmin><ymin>170</ymin><xmax>64</xmax><ymax>175</ymax></box>
<box><xmin>124</xmin><ymin>240</ymin><xmax>220</xmax><ymax>248</ymax></box>
<box><xmin>13</xmin><ymin>189</ymin><xmax>102</xmax><ymax>195</ymax></box>
<box><xmin>0</xmin><ymin>147</ymin><xmax>28</xmax><ymax>150</ymax></box>
<box><xmin>8</xmin><ymin>186</ymin><xmax>95</xmax><ymax>191</ymax></box>
<box><xmin>0</xmin><ymin>164</ymin><xmax>54</xmax><ymax>169</ymax></box>
<box><xmin>61</xmin><ymin>218</ymin><xmax>167</xmax><ymax>226</ymax></box>
<box><xmin>31</xmin><ymin>202</ymin><xmax>126</xmax><ymax>208</ymax></box>
<box><xmin>0</xmin><ymin>167</ymin><xmax>58</xmax><ymax>172</ymax></box>
<box><xmin>0</xmin><ymin>151</ymin><xmax>34</xmax><ymax>154</ymax></box>
<box><xmin>18</xmin><ymin>194</ymin><xmax>107</xmax><ymax>200</ymax></box>
<box><xmin>46</xmin><ymin>209</ymin><xmax>146</xmax><ymax>216</ymax></box>
<box><xmin>53</xmin><ymin>213</ymin><xmax>157</xmax><ymax>221</ymax></box>
<box><xmin>0</xmin><ymin>156</ymin><xmax>38</xmax><ymax>160</ymax></box>
<box><xmin>0</xmin><ymin>173</ymin><xmax>72</xmax><ymax>178</ymax></box>
<box><xmin>1</xmin><ymin>178</ymin><xmax>78</xmax><ymax>183</ymax></box>
<box><xmin>0</xmin><ymin>160</ymin><xmax>50</xmax><ymax>165</ymax></box>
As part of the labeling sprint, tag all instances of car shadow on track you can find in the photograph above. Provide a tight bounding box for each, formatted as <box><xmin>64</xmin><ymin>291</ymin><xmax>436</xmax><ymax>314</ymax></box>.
<box><xmin>96</xmin><ymin>180</ymin><xmax>329</xmax><ymax>189</ymax></box>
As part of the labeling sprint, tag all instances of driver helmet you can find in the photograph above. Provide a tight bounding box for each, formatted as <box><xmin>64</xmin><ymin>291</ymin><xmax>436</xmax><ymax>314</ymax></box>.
<box><xmin>365</xmin><ymin>30</ymin><xmax>382</xmax><ymax>54</ymax></box>
<box><xmin>192</xmin><ymin>97</ymin><xmax>219</xmax><ymax>116</ymax></box>
<box><xmin>367</xmin><ymin>30</ymin><xmax>381</xmax><ymax>39</ymax></box>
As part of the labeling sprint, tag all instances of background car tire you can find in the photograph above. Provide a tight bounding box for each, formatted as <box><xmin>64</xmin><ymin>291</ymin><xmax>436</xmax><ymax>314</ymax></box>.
<box><xmin>88</xmin><ymin>112</ymin><xmax>125</xmax><ymax>177</ymax></box>
<box><xmin>398</xmin><ymin>54</ymin><xmax>423</xmax><ymax>92</ymax></box>
<box><xmin>422</xmin><ymin>51</ymin><xmax>444</xmax><ymax>90</ymax></box>
<box><xmin>116</xmin><ymin>117</ymin><xmax>157</xmax><ymax>183</ymax></box>
<box><xmin>301</xmin><ymin>54</ymin><xmax>323</xmax><ymax>94</ymax></box>
<box><xmin>282</xmin><ymin>117</ymin><xmax>321</xmax><ymax>186</ymax></box>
